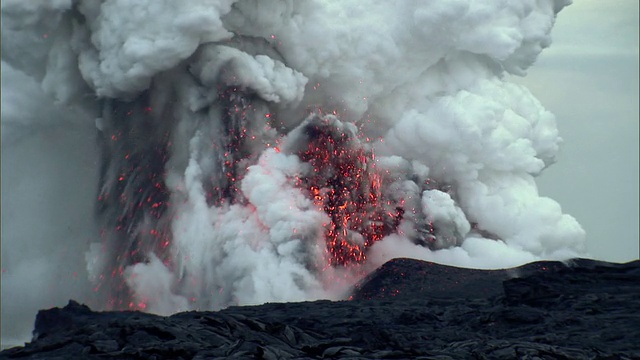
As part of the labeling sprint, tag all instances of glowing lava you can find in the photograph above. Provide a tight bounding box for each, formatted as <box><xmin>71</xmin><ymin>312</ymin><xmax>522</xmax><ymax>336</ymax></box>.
<box><xmin>292</xmin><ymin>114</ymin><xmax>402</xmax><ymax>266</ymax></box>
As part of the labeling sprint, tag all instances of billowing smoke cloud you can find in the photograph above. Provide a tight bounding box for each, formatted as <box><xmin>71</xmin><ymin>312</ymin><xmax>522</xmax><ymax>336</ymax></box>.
<box><xmin>2</xmin><ymin>0</ymin><xmax>585</xmax><ymax>345</ymax></box>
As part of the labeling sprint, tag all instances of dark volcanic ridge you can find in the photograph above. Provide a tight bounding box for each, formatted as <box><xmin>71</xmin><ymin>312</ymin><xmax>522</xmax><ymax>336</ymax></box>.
<box><xmin>2</xmin><ymin>258</ymin><xmax>639</xmax><ymax>359</ymax></box>
<box><xmin>350</xmin><ymin>257</ymin><xmax>632</xmax><ymax>300</ymax></box>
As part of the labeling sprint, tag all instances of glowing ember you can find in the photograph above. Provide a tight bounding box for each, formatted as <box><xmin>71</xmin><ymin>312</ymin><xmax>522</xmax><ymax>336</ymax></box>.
<box><xmin>293</xmin><ymin>114</ymin><xmax>402</xmax><ymax>266</ymax></box>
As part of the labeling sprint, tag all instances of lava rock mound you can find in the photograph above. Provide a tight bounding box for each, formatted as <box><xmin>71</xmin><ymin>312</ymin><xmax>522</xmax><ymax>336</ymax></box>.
<box><xmin>2</xmin><ymin>258</ymin><xmax>639</xmax><ymax>359</ymax></box>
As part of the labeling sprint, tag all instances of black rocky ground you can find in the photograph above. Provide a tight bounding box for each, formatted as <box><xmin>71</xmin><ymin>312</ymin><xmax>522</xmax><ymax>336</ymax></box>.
<box><xmin>2</xmin><ymin>258</ymin><xmax>639</xmax><ymax>359</ymax></box>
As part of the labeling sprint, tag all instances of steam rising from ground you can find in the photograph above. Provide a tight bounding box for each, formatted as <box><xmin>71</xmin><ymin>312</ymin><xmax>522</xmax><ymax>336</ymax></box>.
<box><xmin>2</xmin><ymin>0</ymin><xmax>585</xmax><ymax>340</ymax></box>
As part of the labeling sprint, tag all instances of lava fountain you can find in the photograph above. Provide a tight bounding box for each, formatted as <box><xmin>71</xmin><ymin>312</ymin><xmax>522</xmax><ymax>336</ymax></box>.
<box><xmin>286</xmin><ymin>114</ymin><xmax>402</xmax><ymax>267</ymax></box>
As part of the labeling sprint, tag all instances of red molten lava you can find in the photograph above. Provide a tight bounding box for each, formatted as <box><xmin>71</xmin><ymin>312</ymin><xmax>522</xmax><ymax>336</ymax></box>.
<box><xmin>296</xmin><ymin>115</ymin><xmax>402</xmax><ymax>267</ymax></box>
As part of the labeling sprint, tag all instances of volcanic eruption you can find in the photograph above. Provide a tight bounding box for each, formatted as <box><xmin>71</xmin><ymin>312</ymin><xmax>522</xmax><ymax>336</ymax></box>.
<box><xmin>2</xmin><ymin>0</ymin><xmax>585</xmax><ymax>325</ymax></box>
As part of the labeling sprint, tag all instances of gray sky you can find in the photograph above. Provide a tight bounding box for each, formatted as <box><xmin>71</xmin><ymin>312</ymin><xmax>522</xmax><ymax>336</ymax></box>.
<box><xmin>514</xmin><ymin>0</ymin><xmax>639</xmax><ymax>262</ymax></box>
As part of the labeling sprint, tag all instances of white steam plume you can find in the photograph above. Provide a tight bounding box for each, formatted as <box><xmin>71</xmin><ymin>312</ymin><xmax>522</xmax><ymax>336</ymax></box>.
<box><xmin>2</xmin><ymin>0</ymin><xmax>585</xmax><ymax>341</ymax></box>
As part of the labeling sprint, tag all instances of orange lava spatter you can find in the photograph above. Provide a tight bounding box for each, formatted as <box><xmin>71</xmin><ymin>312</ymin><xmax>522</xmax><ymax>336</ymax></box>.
<box><xmin>296</xmin><ymin>115</ymin><xmax>402</xmax><ymax>267</ymax></box>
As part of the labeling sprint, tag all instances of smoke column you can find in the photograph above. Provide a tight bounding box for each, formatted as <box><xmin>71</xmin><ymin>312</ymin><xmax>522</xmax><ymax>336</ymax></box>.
<box><xmin>1</xmin><ymin>0</ymin><xmax>585</xmax><ymax>343</ymax></box>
